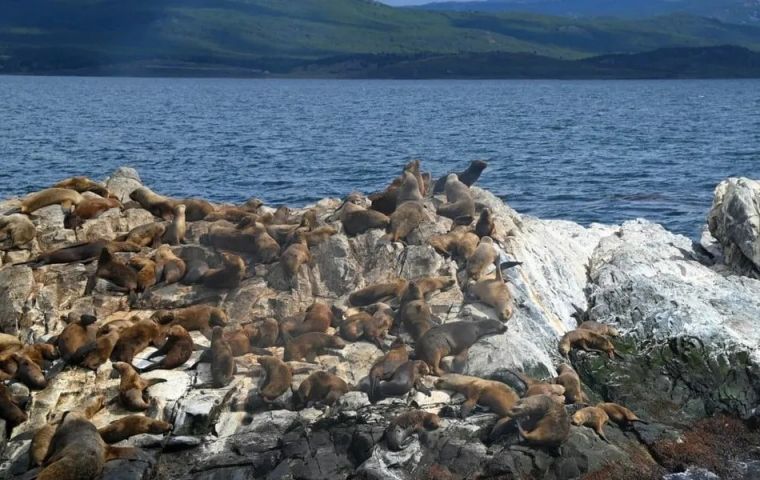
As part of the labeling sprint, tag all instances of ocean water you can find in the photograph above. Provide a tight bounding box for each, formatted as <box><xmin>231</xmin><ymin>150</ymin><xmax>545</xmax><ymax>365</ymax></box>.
<box><xmin>1</xmin><ymin>76</ymin><xmax>759</xmax><ymax>238</ymax></box>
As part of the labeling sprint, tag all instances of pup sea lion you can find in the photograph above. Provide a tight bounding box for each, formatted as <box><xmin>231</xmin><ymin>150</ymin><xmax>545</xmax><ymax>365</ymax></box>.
<box><xmin>505</xmin><ymin>394</ymin><xmax>570</xmax><ymax>449</ymax></box>
<box><xmin>333</xmin><ymin>193</ymin><xmax>390</xmax><ymax>236</ymax></box>
<box><xmin>129</xmin><ymin>256</ymin><xmax>158</xmax><ymax>292</ymax></box>
<box><xmin>349</xmin><ymin>279</ymin><xmax>408</xmax><ymax>307</ymax></box>
<box><xmin>256</xmin><ymin>356</ymin><xmax>292</xmax><ymax>402</ymax></box>
<box><xmin>201</xmin><ymin>252</ymin><xmax>245</xmax><ymax>289</ymax></box>
<box><xmin>435</xmin><ymin>373</ymin><xmax>519</xmax><ymax>418</ymax></box>
<box><xmin>118</xmin><ymin>222</ymin><xmax>166</xmax><ymax>248</ymax></box>
<box><xmin>99</xmin><ymin>415</ymin><xmax>172</xmax><ymax>444</ymax></box>
<box><xmin>0</xmin><ymin>382</ymin><xmax>27</xmax><ymax>433</ymax></box>
<box><xmin>283</xmin><ymin>332</ymin><xmax>346</xmax><ymax>362</ymax></box>
<box><xmin>130</xmin><ymin>186</ymin><xmax>175</xmax><ymax>220</ymax></box>
<box><xmin>84</xmin><ymin>247</ymin><xmax>138</xmax><ymax>295</ymax></box>
<box><xmin>57</xmin><ymin>313</ymin><xmax>98</xmax><ymax>364</ymax></box>
<box><xmin>417</xmin><ymin>319</ymin><xmax>507</xmax><ymax>376</ymax></box>
<box><xmin>0</xmin><ymin>214</ymin><xmax>35</xmax><ymax>248</ymax></box>
<box><xmin>467</xmin><ymin>260</ymin><xmax>515</xmax><ymax>322</ymax></box>
<box><xmin>388</xmin><ymin>201</ymin><xmax>426</xmax><ymax>242</ymax></box>
<box><xmin>553</xmin><ymin>364</ymin><xmax>588</xmax><ymax>404</ymax></box>
<box><xmin>385</xmin><ymin>410</ymin><xmax>441</xmax><ymax>451</ymax></box>
<box><xmin>294</xmin><ymin>371</ymin><xmax>349</xmax><ymax>409</ymax></box>
<box><xmin>374</xmin><ymin>360</ymin><xmax>430</xmax><ymax>401</ymax></box>
<box><xmin>210</xmin><ymin>326</ymin><xmax>236</xmax><ymax>387</ymax></box>
<box><xmin>110</xmin><ymin>318</ymin><xmax>161</xmax><ymax>364</ymax></box>
<box><xmin>54</xmin><ymin>176</ymin><xmax>109</xmax><ymax>197</ymax></box>
<box><xmin>466</xmin><ymin>236</ymin><xmax>497</xmax><ymax>280</ymax></box>
<box><xmin>280</xmin><ymin>302</ymin><xmax>335</xmax><ymax>337</ymax></box>
<box><xmin>64</xmin><ymin>196</ymin><xmax>121</xmax><ymax>229</ymax></box>
<box><xmin>141</xmin><ymin>325</ymin><xmax>193</xmax><ymax>372</ymax></box>
<box><xmin>558</xmin><ymin>329</ymin><xmax>620</xmax><ymax>358</ymax></box>
<box><xmin>113</xmin><ymin>361</ymin><xmax>167</xmax><ymax>411</ymax></box>
<box><xmin>571</xmin><ymin>406</ymin><xmax>610</xmax><ymax>442</ymax></box>
<box><xmin>154</xmin><ymin>244</ymin><xmax>186</xmax><ymax>285</ymax></box>
<box><xmin>436</xmin><ymin>174</ymin><xmax>475</xmax><ymax>222</ymax></box>
<box><xmin>413</xmin><ymin>276</ymin><xmax>457</xmax><ymax>298</ymax></box>
<box><xmin>152</xmin><ymin>305</ymin><xmax>227</xmax><ymax>336</ymax></box>
<box><xmin>597</xmin><ymin>402</ymin><xmax>646</xmax><ymax>426</ymax></box>
<box><xmin>475</xmin><ymin>208</ymin><xmax>495</xmax><ymax>238</ymax></box>
<box><xmin>368</xmin><ymin>340</ymin><xmax>408</xmax><ymax>402</ymax></box>
<box><xmin>433</xmin><ymin>160</ymin><xmax>488</xmax><ymax>194</ymax></box>
<box><xmin>19</xmin><ymin>188</ymin><xmax>83</xmax><ymax>214</ymax></box>
<box><xmin>161</xmin><ymin>204</ymin><xmax>186</xmax><ymax>245</ymax></box>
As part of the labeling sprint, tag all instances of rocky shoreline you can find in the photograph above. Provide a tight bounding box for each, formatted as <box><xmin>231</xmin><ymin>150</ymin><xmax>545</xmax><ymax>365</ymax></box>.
<box><xmin>0</xmin><ymin>165</ymin><xmax>758</xmax><ymax>480</ymax></box>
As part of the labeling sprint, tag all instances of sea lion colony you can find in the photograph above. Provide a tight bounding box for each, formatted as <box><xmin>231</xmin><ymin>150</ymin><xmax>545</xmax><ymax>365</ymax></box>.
<box><xmin>0</xmin><ymin>161</ymin><xmax>636</xmax><ymax>478</ymax></box>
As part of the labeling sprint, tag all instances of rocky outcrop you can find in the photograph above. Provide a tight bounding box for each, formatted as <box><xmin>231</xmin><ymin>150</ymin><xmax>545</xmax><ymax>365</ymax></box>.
<box><xmin>0</xmin><ymin>167</ymin><xmax>758</xmax><ymax>480</ymax></box>
<box><xmin>708</xmin><ymin>177</ymin><xmax>760</xmax><ymax>276</ymax></box>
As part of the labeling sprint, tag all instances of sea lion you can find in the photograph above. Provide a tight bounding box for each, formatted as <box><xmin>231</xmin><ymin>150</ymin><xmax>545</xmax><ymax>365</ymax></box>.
<box><xmin>129</xmin><ymin>256</ymin><xmax>158</xmax><ymax>292</ymax></box>
<box><xmin>475</xmin><ymin>208</ymin><xmax>495</xmax><ymax>238</ymax></box>
<box><xmin>19</xmin><ymin>188</ymin><xmax>83</xmax><ymax>214</ymax></box>
<box><xmin>338</xmin><ymin>305</ymin><xmax>393</xmax><ymax>350</ymax></box>
<box><xmin>414</xmin><ymin>276</ymin><xmax>457</xmax><ymax>298</ymax></box>
<box><xmin>505</xmin><ymin>394</ymin><xmax>571</xmax><ymax>449</ymax></box>
<box><xmin>433</xmin><ymin>160</ymin><xmax>488</xmax><ymax>194</ymax></box>
<box><xmin>280</xmin><ymin>232</ymin><xmax>311</xmax><ymax>284</ymax></box>
<box><xmin>64</xmin><ymin>196</ymin><xmax>121</xmax><ymax>229</ymax></box>
<box><xmin>37</xmin><ymin>411</ymin><xmax>139</xmax><ymax>480</ymax></box>
<box><xmin>283</xmin><ymin>332</ymin><xmax>346</xmax><ymax>362</ymax></box>
<box><xmin>375</xmin><ymin>360</ymin><xmax>430</xmax><ymax>401</ymax></box>
<box><xmin>20</xmin><ymin>343</ymin><xmax>59</xmax><ymax>368</ymax></box>
<box><xmin>130</xmin><ymin>186</ymin><xmax>175</xmax><ymax>220</ymax></box>
<box><xmin>200</xmin><ymin>224</ymin><xmax>279</xmax><ymax>263</ymax></box>
<box><xmin>398</xmin><ymin>298</ymin><xmax>438</xmax><ymax>341</ymax></box>
<box><xmin>21</xmin><ymin>239</ymin><xmax>140</xmax><ymax>267</ymax></box>
<box><xmin>161</xmin><ymin>204</ymin><xmax>186</xmax><ymax>245</ymax></box>
<box><xmin>553</xmin><ymin>364</ymin><xmax>588</xmax><ymax>404</ymax></box>
<box><xmin>154</xmin><ymin>244</ymin><xmax>186</xmax><ymax>285</ymax></box>
<box><xmin>597</xmin><ymin>402</ymin><xmax>646</xmax><ymax>426</ymax></box>
<box><xmin>110</xmin><ymin>318</ymin><xmax>161</xmax><ymax>364</ymax></box>
<box><xmin>97</xmin><ymin>316</ymin><xmax>140</xmax><ymax>336</ymax></box>
<box><xmin>385</xmin><ymin>410</ymin><xmax>441</xmax><ymax>451</ymax></box>
<box><xmin>467</xmin><ymin>260</ymin><xmax>515</xmax><ymax>322</ymax></box>
<box><xmin>84</xmin><ymin>247</ymin><xmax>139</xmax><ymax>295</ymax></box>
<box><xmin>99</xmin><ymin>415</ymin><xmax>172</xmax><ymax>444</ymax></box>
<box><xmin>113</xmin><ymin>362</ymin><xmax>167</xmax><ymax>411</ymax></box>
<box><xmin>525</xmin><ymin>383</ymin><xmax>566</xmax><ymax>399</ymax></box>
<box><xmin>222</xmin><ymin>327</ymin><xmax>256</xmax><ymax>357</ymax></box>
<box><xmin>333</xmin><ymin>193</ymin><xmax>390</xmax><ymax>236</ymax></box>
<box><xmin>80</xmin><ymin>330</ymin><xmax>120</xmax><ymax>370</ymax></box>
<box><xmin>577</xmin><ymin>321</ymin><xmax>620</xmax><ymax>337</ymax></box>
<box><xmin>466</xmin><ymin>236</ymin><xmax>497</xmax><ymax>280</ymax></box>
<box><xmin>0</xmin><ymin>214</ymin><xmax>35</xmax><ymax>248</ymax></box>
<box><xmin>571</xmin><ymin>406</ymin><xmax>610</xmax><ymax>442</ymax></box>
<box><xmin>201</xmin><ymin>252</ymin><xmax>245</xmax><ymax>289</ymax></box>
<box><xmin>152</xmin><ymin>305</ymin><xmax>227</xmax><ymax>336</ymax></box>
<box><xmin>179</xmin><ymin>198</ymin><xmax>214</xmax><ymax>221</ymax></box>
<box><xmin>367</xmin><ymin>339</ymin><xmax>409</xmax><ymax>402</ymax></box>
<box><xmin>0</xmin><ymin>382</ymin><xmax>27</xmax><ymax>432</ymax></box>
<box><xmin>388</xmin><ymin>200</ymin><xmax>426</xmax><ymax>242</ymax></box>
<box><xmin>257</xmin><ymin>356</ymin><xmax>292</xmax><ymax>402</ymax></box>
<box><xmin>299</xmin><ymin>226</ymin><xmax>337</xmax><ymax>247</ymax></box>
<box><xmin>294</xmin><ymin>371</ymin><xmax>349</xmax><ymax>409</ymax></box>
<box><xmin>349</xmin><ymin>279</ymin><xmax>408</xmax><ymax>307</ymax></box>
<box><xmin>280</xmin><ymin>302</ymin><xmax>335</xmax><ymax>337</ymax></box>
<box><xmin>396</xmin><ymin>171</ymin><xmax>424</xmax><ymax>206</ymax></box>
<box><xmin>11</xmin><ymin>353</ymin><xmax>47</xmax><ymax>389</ymax></box>
<box><xmin>0</xmin><ymin>333</ymin><xmax>23</xmax><ymax>354</ymax></box>
<box><xmin>210</xmin><ymin>326</ymin><xmax>236</xmax><ymax>387</ymax></box>
<box><xmin>558</xmin><ymin>329</ymin><xmax>620</xmax><ymax>358</ymax></box>
<box><xmin>118</xmin><ymin>222</ymin><xmax>166</xmax><ymax>248</ymax></box>
<box><xmin>417</xmin><ymin>319</ymin><xmax>507</xmax><ymax>376</ymax></box>
<box><xmin>436</xmin><ymin>174</ymin><xmax>475</xmax><ymax>222</ymax></box>
<box><xmin>54</xmin><ymin>176</ymin><xmax>110</xmax><ymax>197</ymax></box>
<box><xmin>429</xmin><ymin>228</ymin><xmax>479</xmax><ymax>259</ymax></box>
<box><xmin>250</xmin><ymin>318</ymin><xmax>279</xmax><ymax>347</ymax></box>
<box><xmin>141</xmin><ymin>325</ymin><xmax>193</xmax><ymax>372</ymax></box>
<box><xmin>435</xmin><ymin>373</ymin><xmax>519</xmax><ymax>418</ymax></box>
<box><xmin>57</xmin><ymin>313</ymin><xmax>98</xmax><ymax>364</ymax></box>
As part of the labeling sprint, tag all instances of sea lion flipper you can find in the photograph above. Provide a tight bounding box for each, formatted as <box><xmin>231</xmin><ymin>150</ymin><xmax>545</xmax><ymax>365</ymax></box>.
<box><xmin>84</xmin><ymin>273</ymin><xmax>97</xmax><ymax>295</ymax></box>
<box><xmin>146</xmin><ymin>378</ymin><xmax>167</xmax><ymax>388</ymax></box>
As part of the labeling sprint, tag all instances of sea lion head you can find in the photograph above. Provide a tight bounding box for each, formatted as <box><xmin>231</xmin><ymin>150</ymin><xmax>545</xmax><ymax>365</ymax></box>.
<box><xmin>477</xmin><ymin>318</ymin><xmax>508</xmax><ymax>336</ymax></box>
<box><xmin>571</xmin><ymin>408</ymin><xmax>592</xmax><ymax>425</ymax></box>
<box><xmin>167</xmin><ymin>324</ymin><xmax>187</xmax><ymax>338</ymax></box>
<box><xmin>468</xmin><ymin>160</ymin><xmax>488</xmax><ymax>173</ymax></box>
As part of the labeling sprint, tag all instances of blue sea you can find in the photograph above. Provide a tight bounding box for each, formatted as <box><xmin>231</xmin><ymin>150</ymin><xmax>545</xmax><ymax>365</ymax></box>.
<box><xmin>1</xmin><ymin>76</ymin><xmax>759</xmax><ymax>238</ymax></box>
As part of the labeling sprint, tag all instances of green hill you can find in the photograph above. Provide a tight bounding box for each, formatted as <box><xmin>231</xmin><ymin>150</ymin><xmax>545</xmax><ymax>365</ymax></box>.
<box><xmin>1</xmin><ymin>0</ymin><xmax>760</xmax><ymax>75</ymax></box>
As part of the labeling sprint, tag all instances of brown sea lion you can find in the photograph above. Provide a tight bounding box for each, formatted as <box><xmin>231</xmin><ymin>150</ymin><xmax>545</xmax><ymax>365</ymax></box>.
<box><xmin>436</xmin><ymin>174</ymin><xmax>475</xmax><ymax>222</ymax></box>
<box><xmin>21</xmin><ymin>239</ymin><xmax>140</xmax><ymax>267</ymax></box>
<box><xmin>525</xmin><ymin>383</ymin><xmax>566</xmax><ymax>399</ymax></box>
<box><xmin>338</xmin><ymin>306</ymin><xmax>393</xmax><ymax>350</ymax></box>
<box><xmin>467</xmin><ymin>260</ymin><xmax>515</xmax><ymax>322</ymax></box>
<box><xmin>130</xmin><ymin>186</ymin><xmax>175</xmax><ymax>220</ymax></box>
<box><xmin>178</xmin><ymin>198</ymin><xmax>214</xmax><ymax>221</ymax></box>
<box><xmin>577</xmin><ymin>321</ymin><xmax>620</xmax><ymax>337</ymax></box>
<box><xmin>97</xmin><ymin>316</ymin><xmax>139</xmax><ymax>336</ymax></box>
<box><xmin>281</xmin><ymin>302</ymin><xmax>335</xmax><ymax>337</ymax></box>
<box><xmin>417</xmin><ymin>319</ymin><xmax>507</xmax><ymax>376</ymax></box>
<box><xmin>249</xmin><ymin>318</ymin><xmax>279</xmax><ymax>347</ymax></box>
<box><xmin>435</xmin><ymin>373</ymin><xmax>519</xmax><ymax>418</ymax></box>
<box><xmin>367</xmin><ymin>340</ymin><xmax>409</xmax><ymax>402</ymax></box>
<box><xmin>57</xmin><ymin>313</ymin><xmax>98</xmax><ymax>364</ymax></box>
<box><xmin>280</xmin><ymin>232</ymin><xmax>311</xmax><ymax>284</ymax></box>
<box><xmin>432</xmin><ymin>160</ymin><xmax>488</xmax><ymax>194</ymax></box>
<box><xmin>385</xmin><ymin>410</ymin><xmax>441</xmax><ymax>451</ymax></box>
<box><xmin>284</xmin><ymin>332</ymin><xmax>346</xmax><ymax>362</ymax></box>
<box><xmin>0</xmin><ymin>214</ymin><xmax>36</xmax><ymax>248</ymax></box>
<box><xmin>154</xmin><ymin>244</ymin><xmax>186</xmax><ymax>285</ymax></box>
<box><xmin>349</xmin><ymin>279</ymin><xmax>409</xmax><ymax>307</ymax></box>
<box><xmin>572</xmin><ymin>406</ymin><xmax>610</xmax><ymax>442</ymax></box>
<box><xmin>161</xmin><ymin>204</ymin><xmax>186</xmax><ymax>245</ymax></box>
<box><xmin>597</xmin><ymin>402</ymin><xmax>646</xmax><ymax>426</ymax></box>
<box><xmin>223</xmin><ymin>327</ymin><xmax>256</xmax><ymax>357</ymax></box>
<box><xmin>20</xmin><ymin>188</ymin><xmax>83</xmax><ymax>214</ymax></box>
<box><xmin>99</xmin><ymin>415</ymin><xmax>172</xmax><ymax>444</ymax></box>
<box><xmin>505</xmin><ymin>394</ymin><xmax>571</xmax><ymax>448</ymax></box>
<box><xmin>84</xmin><ymin>247</ymin><xmax>138</xmax><ymax>295</ymax></box>
<box><xmin>558</xmin><ymin>329</ymin><xmax>620</xmax><ymax>358</ymax></box>
<box><xmin>429</xmin><ymin>228</ymin><xmax>479</xmax><ymax>259</ymax></box>
<box><xmin>466</xmin><ymin>236</ymin><xmax>497</xmax><ymax>280</ymax></box>
<box><xmin>299</xmin><ymin>226</ymin><xmax>337</xmax><ymax>247</ymax></box>
<box><xmin>200</xmin><ymin>224</ymin><xmax>279</xmax><ymax>263</ymax></box>
<box><xmin>396</xmin><ymin>170</ymin><xmax>424</xmax><ymax>206</ymax></box>
<box><xmin>414</xmin><ymin>276</ymin><xmax>457</xmax><ymax>298</ymax></box>
<box><xmin>129</xmin><ymin>256</ymin><xmax>158</xmax><ymax>292</ymax></box>
<box><xmin>64</xmin><ymin>196</ymin><xmax>121</xmax><ymax>229</ymax></box>
<box><xmin>375</xmin><ymin>360</ymin><xmax>430</xmax><ymax>401</ymax></box>
<box><xmin>113</xmin><ymin>362</ymin><xmax>166</xmax><ymax>411</ymax></box>
<box><xmin>333</xmin><ymin>193</ymin><xmax>390</xmax><ymax>236</ymax></box>
<box><xmin>553</xmin><ymin>364</ymin><xmax>588</xmax><ymax>404</ymax></box>
<box><xmin>475</xmin><ymin>208</ymin><xmax>495</xmax><ymax>238</ymax></box>
<box><xmin>388</xmin><ymin>201</ymin><xmax>426</xmax><ymax>242</ymax></box>
<box><xmin>294</xmin><ymin>371</ymin><xmax>349</xmax><ymax>409</ymax></box>
<box><xmin>210</xmin><ymin>326</ymin><xmax>236</xmax><ymax>388</ymax></box>
<box><xmin>257</xmin><ymin>356</ymin><xmax>292</xmax><ymax>402</ymax></box>
<box><xmin>398</xmin><ymin>298</ymin><xmax>438</xmax><ymax>341</ymax></box>
<box><xmin>80</xmin><ymin>330</ymin><xmax>120</xmax><ymax>370</ymax></box>
<box><xmin>110</xmin><ymin>318</ymin><xmax>161</xmax><ymax>364</ymax></box>
<box><xmin>54</xmin><ymin>176</ymin><xmax>110</xmax><ymax>197</ymax></box>
<box><xmin>0</xmin><ymin>333</ymin><xmax>23</xmax><ymax>354</ymax></box>
<box><xmin>20</xmin><ymin>343</ymin><xmax>58</xmax><ymax>368</ymax></box>
<box><xmin>118</xmin><ymin>222</ymin><xmax>166</xmax><ymax>248</ymax></box>
<box><xmin>200</xmin><ymin>252</ymin><xmax>245</xmax><ymax>289</ymax></box>
<box><xmin>0</xmin><ymin>382</ymin><xmax>27</xmax><ymax>432</ymax></box>
<box><xmin>152</xmin><ymin>305</ymin><xmax>227</xmax><ymax>336</ymax></box>
<box><xmin>141</xmin><ymin>325</ymin><xmax>193</xmax><ymax>372</ymax></box>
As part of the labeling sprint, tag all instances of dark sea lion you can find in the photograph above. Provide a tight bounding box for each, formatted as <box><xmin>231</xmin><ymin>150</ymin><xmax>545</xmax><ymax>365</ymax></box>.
<box><xmin>19</xmin><ymin>188</ymin><xmax>83</xmax><ymax>214</ymax></box>
<box><xmin>503</xmin><ymin>394</ymin><xmax>570</xmax><ymax>448</ymax></box>
<box><xmin>0</xmin><ymin>382</ymin><xmax>27</xmax><ymax>433</ymax></box>
<box><xmin>388</xmin><ymin>200</ymin><xmax>426</xmax><ymax>242</ymax></box>
<box><xmin>558</xmin><ymin>329</ymin><xmax>620</xmax><ymax>358</ymax></box>
<box><xmin>178</xmin><ymin>198</ymin><xmax>214</xmax><ymax>221</ymax></box>
<box><xmin>118</xmin><ymin>222</ymin><xmax>166</xmax><ymax>248</ymax></box>
<box><xmin>83</xmin><ymin>247</ymin><xmax>139</xmax><ymax>295</ymax></box>
<box><xmin>161</xmin><ymin>204</ymin><xmax>186</xmax><ymax>245</ymax></box>
<box><xmin>294</xmin><ymin>371</ymin><xmax>349</xmax><ymax>409</ymax></box>
<box><xmin>113</xmin><ymin>361</ymin><xmax>167</xmax><ymax>411</ymax></box>
<box><xmin>596</xmin><ymin>402</ymin><xmax>646</xmax><ymax>426</ymax></box>
<box><xmin>54</xmin><ymin>176</ymin><xmax>110</xmax><ymax>197</ymax></box>
<box><xmin>571</xmin><ymin>406</ymin><xmax>610</xmax><ymax>442</ymax></box>
<box><xmin>349</xmin><ymin>279</ymin><xmax>408</xmax><ymax>307</ymax></box>
<box><xmin>435</xmin><ymin>373</ymin><xmax>519</xmax><ymax>418</ymax></box>
<box><xmin>57</xmin><ymin>313</ymin><xmax>98</xmax><ymax>364</ymax></box>
<box><xmin>110</xmin><ymin>318</ymin><xmax>161</xmax><ymax>364</ymax></box>
<box><xmin>416</xmin><ymin>319</ymin><xmax>507</xmax><ymax>376</ymax></box>
<box><xmin>333</xmin><ymin>193</ymin><xmax>390</xmax><ymax>236</ymax></box>
<box><xmin>385</xmin><ymin>410</ymin><xmax>441</xmax><ymax>451</ymax></box>
<box><xmin>80</xmin><ymin>330</ymin><xmax>120</xmax><ymax>370</ymax></box>
<box><xmin>433</xmin><ymin>160</ymin><xmax>488</xmax><ymax>194</ymax></box>
<box><xmin>130</xmin><ymin>186</ymin><xmax>175</xmax><ymax>220</ymax></box>
<box><xmin>154</xmin><ymin>244</ymin><xmax>186</xmax><ymax>285</ymax></box>
<box><xmin>64</xmin><ymin>196</ymin><xmax>121</xmax><ymax>229</ymax></box>
<box><xmin>129</xmin><ymin>256</ymin><xmax>158</xmax><ymax>292</ymax></box>
<box><xmin>140</xmin><ymin>325</ymin><xmax>193</xmax><ymax>372</ymax></box>
<box><xmin>20</xmin><ymin>239</ymin><xmax>140</xmax><ymax>267</ymax></box>
<box><xmin>280</xmin><ymin>302</ymin><xmax>335</xmax><ymax>337</ymax></box>
<box><xmin>0</xmin><ymin>214</ymin><xmax>36</xmax><ymax>248</ymax></box>
<box><xmin>257</xmin><ymin>356</ymin><xmax>292</xmax><ymax>402</ymax></box>
<box><xmin>368</xmin><ymin>339</ymin><xmax>408</xmax><ymax>402</ymax></box>
<box><xmin>153</xmin><ymin>305</ymin><xmax>227</xmax><ymax>336</ymax></box>
<box><xmin>375</xmin><ymin>360</ymin><xmax>430</xmax><ymax>401</ymax></box>
<box><xmin>466</xmin><ymin>236</ymin><xmax>497</xmax><ymax>280</ymax></box>
<box><xmin>99</xmin><ymin>415</ymin><xmax>172</xmax><ymax>444</ymax></box>
<box><xmin>553</xmin><ymin>364</ymin><xmax>588</xmax><ymax>404</ymax></box>
<box><xmin>210</xmin><ymin>326</ymin><xmax>236</xmax><ymax>387</ymax></box>
<box><xmin>475</xmin><ymin>208</ymin><xmax>495</xmax><ymax>238</ymax></box>
<box><xmin>369</xmin><ymin>177</ymin><xmax>402</xmax><ymax>215</ymax></box>
<box><xmin>201</xmin><ymin>252</ymin><xmax>245</xmax><ymax>289</ymax></box>
<box><xmin>436</xmin><ymin>174</ymin><xmax>475</xmax><ymax>222</ymax></box>
<box><xmin>283</xmin><ymin>332</ymin><xmax>346</xmax><ymax>362</ymax></box>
